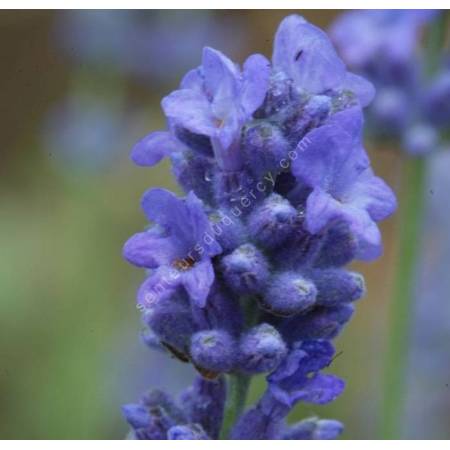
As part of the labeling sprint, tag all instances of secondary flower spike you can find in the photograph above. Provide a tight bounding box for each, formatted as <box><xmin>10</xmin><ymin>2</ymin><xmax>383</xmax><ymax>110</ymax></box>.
<box><xmin>330</xmin><ymin>10</ymin><xmax>448</xmax><ymax>156</ymax></box>
<box><xmin>123</xmin><ymin>14</ymin><xmax>396</xmax><ymax>440</ymax></box>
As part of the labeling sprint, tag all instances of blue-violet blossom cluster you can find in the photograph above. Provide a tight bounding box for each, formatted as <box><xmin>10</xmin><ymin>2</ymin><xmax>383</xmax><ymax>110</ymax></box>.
<box><xmin>122</xmin><ymin>15</ymin><xmax>397</xmax><ymax>440</ymax></box>
<box><xmin>331</xmin><ymin>10</ymin><xmax>449</xmax><ymax>156</ymax></box>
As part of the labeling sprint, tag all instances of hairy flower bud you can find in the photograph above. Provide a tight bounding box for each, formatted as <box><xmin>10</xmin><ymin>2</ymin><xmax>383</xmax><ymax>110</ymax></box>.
<box><xmin>261</xmin><ymin>272</ymin><xmax>317</xmax><ymax>317</ymax></box>
<box><xmin>143</xmin><ymin>295</ymin><xmax>196</xmax><ymax>360</ymax></box>
<box><xmin>314</xmin><ymin>222</ymin><xmax>358</xmax><ymax>268</ymax></box>
<box><xmin>312</xmin><ymin>269</ymin><xmax>366</xmax><ymax>306</ymax></box>
<box><xmin>280</xmin><ymin>304</ymin><xmax>355</xmax><ymax>342</ymax></box>
<box><xmin>247</xmin><ymin>193</ymin><xmax>298</xmax><ymax>249</ymax></box>
<box><xmin>242</xmin><ymin>122</ymin><xmax>289</xmax><ymax>176</ymax></box>
<box><xmin>221</xmin><ymin>243</ymin><xmax>270</xmax><ymax>295</ymax></box>
<box><xmin>208</xmin><ymin>210</ymin><xmax>247</xmax><ymax>252</ymax></box>
<box><xmin>190</xmin><ymin>329</ymin><xmax>236</xmax><ymax>374</ymax></box>
<box><xmin>238</xmin><ymin>324</ymin><xmax>287</xmax><ymax>374</ymax></box>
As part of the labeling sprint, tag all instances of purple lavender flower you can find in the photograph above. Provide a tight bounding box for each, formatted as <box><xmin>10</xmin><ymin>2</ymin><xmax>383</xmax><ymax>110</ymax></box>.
<box><xmin>123</xmin><ymin>14</ymin><xmax>396</xmax><ymax>440</ymax></box>
<box><xmin>162</xmin><ymin>47</ymin><xmax>270</xmax><ymax>170</ymax></box>
<box><xmin>267</xmin><ymin>340</ymin><xmax>345</xmax><ymax>408</ymax></box>
<box><xmin>124</xmin><ymin>188</ymin><xmax>221</xmax><ymax>308</ymax></box>
<box><xmin>231</xmin><ymin>340</ymin><xmax>344</xmax><ymax>439</ymax></box>
<box><xmin>291</xmin><ymin>107</ymin><xmax>397</xmax><ymax>260</ymax></box>
<box><xmin>330</xmin><ymin>10</ymin><xmax>436</xmax><ymax>79</ymax></box>
<box><xmin>42</xmin><ymin>95</ymin><xmax>127</xmax><ymax>173</ymax></box>
<box><xmin>331</xmin><ymin>10</ymin><xmax>446</xmax><ymax>156</ymax></box>
<box><xmin>58</xmin><ymin>11</ymin><xmax>245</xmax><ymax>85</ymax></box>
<box><xmin>273</xmin><ymin>15</ymin><xmax>374</xmax><ymax>105</ymax></box>
<box><xmin>124</xmin><ymin>377</ymin><xmax>225</xmax><ymax>440</ymax></box>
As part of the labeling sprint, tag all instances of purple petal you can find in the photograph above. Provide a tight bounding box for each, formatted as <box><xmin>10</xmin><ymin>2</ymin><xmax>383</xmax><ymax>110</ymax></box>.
<box><xmin>296</xmin><ymin>340</ymin><xmax>336</xmax><ymax>372</ymax></box>
<box><xmin>327</xmin><ymin>106</ymin><xmax>364</xmax><ymax>142</ymax></box>
<box><xmin>305</xmin><ymin>188</ymin><xmax>343</xmax><ymax>234</ymax></box>
<box><xmin>137</xmin><ymin>266</ymin><xmax>179</xmax><ymax>309</ymax></box>
<box><xmin>185</xmin><ymin>191</ymin><xmax>222</xmax><ymax>256</ymax></box>
<box><xmin>130</xmin><ymin>131</ymin><xmax>178</xmax><ymax>167</ymax></box>
<box><xmin>293</xmin><ymin>113</ymin><xmax>370</xmax><ymax>200</ymax></box>
<box><xmin>180</xmin><ymin>67</ymin><xmax>203</xmax><ymax>91</ymax></box>
<box><xmin>122</xmin><ymin>404</ymin><xmax>151</xmax><ymax>429</ymax></box>
<box><xmin>241</xmin><ymin>53</ymin><xmax>271</xmax><ymax>116</ymax></box>
<box><xmin>161</xmin><ymin>89</ymin><xmax>215</xmax><ymax>137</ymax></box>
<box><xmin>293</xmin><ymin>124</ymin><xmax>367</xmax><ymax>195</ymax></box>
<box><xmin>349</xmin><ymin>210</ymin><xmax>383</xmax><ymax>261</ymax></box>
<box><xmin>290</xmin><ymin>374</ymin><xmax>345</xmax><ymax>405</ymax></box>
<box><xmin>214</xmin><ymin>114</ymin><xmax>241</xmax><ymax>153</ymax></box>
<box><xmin>341</xmin><ymin>72</ymin><xmax>375</xmax><ymax>107</ymax></box>
<box><xmin>182</xmin><ymin>259</ymin><xmax>215</xmax><ymax>308</ymax></box>
<box><xmin>202</xmin><ymin>46</ymin><xmax>239</xmax><ymax>101</ymax></box>
<box><xmin>123</xmin><ymin>230</ymin><xmax>178</xmax><ymax>268</ymax></box>
<box><xmin>141</xmin><ymin>188</ymin><xmax>192</xmax><ymax>248</ymax></box>
<box><xmin>305</xmin><ymin>189</ymin><xmax>384</xmax><ymax>261</ymax></box>
<box><xmin>349</xmin><ymin>170</ymin><xmax>398</xmax><ymax>221</ymax></box>
<box><xmin>273</xmin><ymin>15</ymin><xmax>346</xmax><ymax>94</ymax></box>
<box><xmin>268</xmin><ymin>347</ymin><xmax>308</xmax><ymax>384</ymax></box>
<box><xmin>141</xmin><ymin>189</ymin><xmax>221</xmax><ymax>259</ymax></box>
<box><xmin>168</xmin><ymin>424</ymin><xmax>210</xmax><ymax>440</ymax></box>
<box><xmin>231</xmin><ymin>405</ymin><xmax>283</xmax><ymax>439</ymax></box>
<box><xmin>283</xmin><ymin>418</ymin><xmax>344</xmax><ymax>440</ymax></box>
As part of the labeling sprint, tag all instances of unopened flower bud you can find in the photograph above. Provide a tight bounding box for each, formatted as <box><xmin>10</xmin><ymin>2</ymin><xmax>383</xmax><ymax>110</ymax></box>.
<box><xmin>221</xmin><ymin>244</ymin><xmax>270</xmax><ymax>295</ymax></box>
<box><xmin>238</xmin><ymin>323</ymin><xmax>287</xmax><ymax>374</ymax></box>
<box><xmin>312</xmin><ymin>269</ymin><xmax>365</xmax><ymax>306</ymax></box>
<box><xmin>262</xmin><ymin>272</ymin><xmax>317</xmax><ymax>317</ymax></box>
<box><xmin>314</xmin><ymin>222</ymin><xmax>358</xmax><ymax>268</ymax></box>
<box><xmin>242</xmin><ymin>121</ymin><xmax>289</xmax><ymax>176</ymax></box>
<box><xmin>190</xmin><ymin>329</ymin><xmax>236</xmax><ymax>374</ymax></box>
<box><xmin>248</xmin><ymin>193</ymin><xmax>298</xmax><ymax>249</ymax></box>
<box><xmin>143</xmin><ymin>295</ymin><xmax>196</xmax><ymax>360</ymax></box>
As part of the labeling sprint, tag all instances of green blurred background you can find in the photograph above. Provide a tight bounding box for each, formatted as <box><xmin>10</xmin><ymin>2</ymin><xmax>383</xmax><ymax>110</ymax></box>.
<box><xmin>0</xmin><ymin>10</ymin><xmax>439</xmax><ymax>439</ymax></box>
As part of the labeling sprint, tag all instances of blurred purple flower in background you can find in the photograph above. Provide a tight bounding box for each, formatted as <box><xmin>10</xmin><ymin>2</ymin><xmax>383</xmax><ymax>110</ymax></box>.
<box><xmin>42</xmin><ymin>11</ymin><xmax>246</xmax><ymax>174</ymax></box>
<box><xmin>43</xmin><ymin>95</ymin><xmax>128</xmax><ymax>173</ymax></box>
<box><xmin>58</xmin><ymin>10</ymin><xmax>245</xmax><ymax>84</ymax></box>
<box><xmin>330</xmin><ymin>10</ymin><xmax>448</xmax><ymax>156</ymax></box>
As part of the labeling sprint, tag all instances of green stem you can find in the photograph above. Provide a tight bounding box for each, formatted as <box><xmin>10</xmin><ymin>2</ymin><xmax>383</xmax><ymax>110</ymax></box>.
<box><xmin>219</xmin><ymin>373</ymin><xmax>251</xmax><ymax>439</ymax></box>
<box><xmin>379</xmin><ymin>13</ymin><xmax>448</xmax><ymax>439</ymax></box>
<box><xmin>219</xmin><ymin>296</ymin><xmax>258</xmax><ymax>439</ymax></box>
<box><xmin>379</xmin><ymin>157</ymin><xmax>426</xmax><ymax>439</ymax></box>
<box><xmin>425</xmin><ymin>13</ymin><xmax>448</xmax><ymax>77</ymax></box>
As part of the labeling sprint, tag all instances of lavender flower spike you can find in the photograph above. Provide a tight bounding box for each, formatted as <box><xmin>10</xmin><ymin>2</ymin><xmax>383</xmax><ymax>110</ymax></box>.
<box><xmin>331</xmin><ymin>10</ymin><xmax>446</xmax><ymax>156</ymax></box>
<box><xmin>123</xmin><ymin>13</ymin><xmax>396</xmax><ymax>440</ymax></box>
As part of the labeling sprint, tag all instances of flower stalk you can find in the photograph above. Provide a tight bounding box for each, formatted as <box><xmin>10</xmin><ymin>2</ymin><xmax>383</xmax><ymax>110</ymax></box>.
<box><xmin>379</xmin><ymin>13</ymin><xmax>448</xmax><ymax>439</ymax></box>
<box><xmin>220</xmin><ymin>374</ymin><xmax>251</xmax><ymax>439</ymax></box>
<box><xmin>380</xmin><ymin>156</ymin><xmax>426</xmax><ymax>439</ymax></box>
